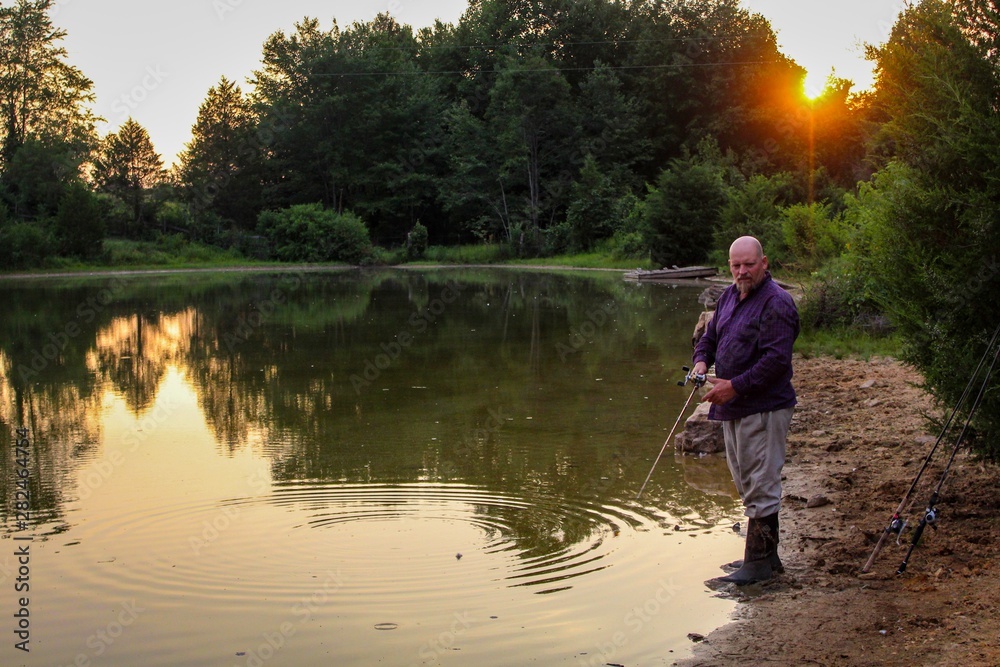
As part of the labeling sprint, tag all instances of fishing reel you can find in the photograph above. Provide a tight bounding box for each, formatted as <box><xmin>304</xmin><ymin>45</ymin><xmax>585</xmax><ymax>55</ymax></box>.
<box><xmin>923</xmin><ymin>507</ymin><xmax>939</xmax><ymax>529</ymax></box>
<box><xmin>890</xmin><ymin>514</ymin><xmax>910</xmax><ymax>545</ymax></box>
<box><xmin>678</xmin><ymin>366</ymin><xmax>707</xmax><ymax>388</ymax></box>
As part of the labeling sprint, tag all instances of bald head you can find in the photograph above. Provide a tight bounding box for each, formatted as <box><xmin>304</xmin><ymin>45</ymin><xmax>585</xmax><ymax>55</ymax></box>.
<box><xmin>729</xmin><ymin>236</ymin><xmax>763</xmax><ymax>261</ymax></box>
<box><xmin>728</xmin><ymin>236</ymin><xmax>768</xmax><ymax>297</ymax></box>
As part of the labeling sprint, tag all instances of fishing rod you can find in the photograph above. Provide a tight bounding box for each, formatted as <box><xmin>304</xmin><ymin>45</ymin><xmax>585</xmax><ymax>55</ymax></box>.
<box><xmin>636</xmin><ymin>366</ymin><xmax>706</xmax><ymax>501</ymax></box>
<box><xmin>896</xmin><ymin>333</ymin><xmax>1000</xmax><ymax>575</ymax></box>
<box><xmin>862</xmin><ymin>320</ymin><xmax>1000</xmax><ymax>573</ymax></box>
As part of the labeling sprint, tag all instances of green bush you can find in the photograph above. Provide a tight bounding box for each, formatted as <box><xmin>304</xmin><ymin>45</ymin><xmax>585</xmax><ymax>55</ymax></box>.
<box><xmin>798</xmin><ymin>256</ymin><xmax>891</xmax><ymax>334</ymax></box>
<box><xmin>781</xmin><ymin>202</ymin><xmax>847</xmax><ymax>271</ymax></box>
<box><xmin>406</xmin><ymin>221</ymin><xmax>429</xmax><ymax>260</ymax></box>
<box><xmin>641</xmin><ymin>156</ymin><xmax>728</xmax><ymax>267</ymax></box>
<box><xmin>0</xmin><ymin>220</ymin><xmax>55</xmax><ymax>269</ymax></box>
<box><xmin>257</xmin><ymin>203</ymin><xmax>373</xmax><ymax>264</ymax></box>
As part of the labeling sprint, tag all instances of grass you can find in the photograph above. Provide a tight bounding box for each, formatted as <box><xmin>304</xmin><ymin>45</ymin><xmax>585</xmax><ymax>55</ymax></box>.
<box><xmin>409</xmin><ymin>244</ymin><xmax>512</xmax><ymax>265</ymax></box>
<box><xmin>404</xmin><ymin>244</ymin><xmax>655</xmax><ymax>270</ymax></box>
<box><xmin>8</xmin><ymin>238</ymin><xmax>283</xmax><ymax>275</ymax></box>
<box><xmin>795</xmin><ymin>326</ymin><xmax>903</xmax><ymax>360</ymax></box>
<box><xmin>507</xmin><ymin>252</ymin><xmax>654</xmax><ymax>270</ymax></box>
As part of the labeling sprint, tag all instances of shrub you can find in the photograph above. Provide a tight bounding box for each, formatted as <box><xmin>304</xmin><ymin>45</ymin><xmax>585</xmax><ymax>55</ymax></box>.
<box><xmin>0</xmin><ymin>220</ymin><xmax>55</xmax><ymax>269</ymax></box>
<box><xmin>641</xmin><ymin>157</ymin><xmax>728</xmax><ymax>267</ymax></box>
<box><xmin>406</xmin><ymin>221</ymin><xmax>429</xmax><ymax>260</ymax></box>
<box><xmin>781</xmin><ymin>202</ymin><xmax>847</xmax><ymax>271</ymax></box>
<box><xmin>257</xmin><ymin>204</ymin><xmax>373</xmax><ymax>264</ymax></box>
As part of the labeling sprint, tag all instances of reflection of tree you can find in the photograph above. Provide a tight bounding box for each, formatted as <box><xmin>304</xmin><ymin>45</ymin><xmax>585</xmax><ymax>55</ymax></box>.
<box><xmin>0</xmin><ymin>358</ymin><xmax>102</xmax><ymax>528</ymax></box>
<box><xmin>91</xmin><ymin>310</ymin><xmax>197</xmax><ymax>413</ymax></box>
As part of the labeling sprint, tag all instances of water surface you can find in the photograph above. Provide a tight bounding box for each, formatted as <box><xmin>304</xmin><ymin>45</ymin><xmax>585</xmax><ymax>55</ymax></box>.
<box><xmin>0</xmin><ymin>268</ymin><xmax>740</xmax><ymax>666</ymax></box>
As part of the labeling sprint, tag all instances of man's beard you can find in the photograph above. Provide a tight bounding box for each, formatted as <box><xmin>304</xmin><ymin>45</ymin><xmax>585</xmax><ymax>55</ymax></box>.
<box><xmin>735</xmin><ymin>276</ymin><xmax>758</xmax><ymax>295</ymax></box>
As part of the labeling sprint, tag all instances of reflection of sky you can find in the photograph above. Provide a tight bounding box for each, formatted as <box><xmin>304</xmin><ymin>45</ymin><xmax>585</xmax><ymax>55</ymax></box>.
<box><xmin>79</xmin><ymin>364</ymin><xmax>272</xmax><ymax>510</ymax></box>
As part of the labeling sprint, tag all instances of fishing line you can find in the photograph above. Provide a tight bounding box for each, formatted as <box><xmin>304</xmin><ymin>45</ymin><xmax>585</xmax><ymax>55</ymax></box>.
<box><xmin>896</xmin><ymin>330</ymin><xmax>1000</xmax><ymax>574</ymax></box>
<box><xmin>862</xmin><ymin>320</ymin><xmax>1000</xmax><ymax>573</ymax></box>
<box><xmin>636</xmin><ymin>367</ymin><xmax>705</xmax><ymax>501</ymax></box>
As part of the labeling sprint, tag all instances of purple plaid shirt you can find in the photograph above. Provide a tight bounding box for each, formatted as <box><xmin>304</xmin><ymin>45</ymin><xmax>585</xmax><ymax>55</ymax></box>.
<box><xmin>693</xmin><ymin>272</ymin><xmax>799</xmax><ymax>421</ymax></box>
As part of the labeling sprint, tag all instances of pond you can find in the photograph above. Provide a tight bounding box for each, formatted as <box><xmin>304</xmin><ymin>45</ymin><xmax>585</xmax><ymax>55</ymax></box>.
<box><xmin>0</xmin><ymin>267</ymin><xmax>740</xmax><ymax>666</ymax></box>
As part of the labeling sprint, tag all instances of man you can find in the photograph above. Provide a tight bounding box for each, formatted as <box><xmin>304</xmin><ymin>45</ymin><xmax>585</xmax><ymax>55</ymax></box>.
<box><xmin>692</xmin><ymin>236</ymin><xmax>799</xmax><ymax>585</ymax></box>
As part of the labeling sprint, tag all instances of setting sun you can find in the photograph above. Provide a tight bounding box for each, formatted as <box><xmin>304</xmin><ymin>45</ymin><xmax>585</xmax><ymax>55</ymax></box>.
<box><xmin>802</xmin><ymin>70</ymin><xmax>826</xmax><ymax>100</ymax></box>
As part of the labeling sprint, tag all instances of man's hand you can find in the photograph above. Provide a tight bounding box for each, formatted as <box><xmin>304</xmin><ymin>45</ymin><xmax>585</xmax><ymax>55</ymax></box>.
<box><xmin>701</xmin><ymin>376</ymin><xmax>737</xmax><ymax>405</ymax></box>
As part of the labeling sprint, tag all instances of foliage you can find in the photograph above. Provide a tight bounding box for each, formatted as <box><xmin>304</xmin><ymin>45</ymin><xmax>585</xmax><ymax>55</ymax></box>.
<box><xmin>0</xmin><ymin>0</ymin><xmax>97</xmax><ymax>167</ymax></box>
<box><xmin>641</xmin><ymin>146</ymin><xmax>730</xmax><ymax>267</ymax></box>
<box><xmin>0</xmin><ymin>137</ymin><xmax>82</xmax><ymax>217</ymax></box>
<box><xmin>794</xmin><ymin>326</ymin><xmax>902</xmax><ymax>361</ymax></box>
<box><xmin>0</xmin><ymin>219</ymin><xmax>53</xmax><ymax>269</ymax></box>
<box><xmin>256</xmin><ymin>203</ymin><xmax>373</xmax><ymax>264</ymax></box>
<box><xmin>98</xmin><ymin>238</ymin><xmax>244</xmax><ymax>267</ymax></box>
<box><xmin>780</xmin><ymin>202</ymin><xmax>847</xmax><ymax>271</ymax></box>
<box><xmin>155</xmin><ymin>201</ymin><xmax>190</xmax><ymax>235</ymax></box>
<box><xmin>715</xmin><ymin>172</ymin><xmax>795</xmax><ymax>265</ymax></box>
<box><xmin>177</xmin><ymin>77</ymin><xmax>262</xmax><ymax>230</ymax></box>
<box><xmin>564</xmin><ymin>155</ymin><xmax>624</xmax><ymax>252</ymax></box>
<box><xmin>54</xmin><ymin>181</ymin><xmax>104</xmax><ymax>258</ymax></box>
<box><xmin>798</xmin><ymin>255</ymin><xmax>889</xmax><ymax>334</ymax></box>
<box><xmin>405</xmin><ymin>221</ymin><xmax>429</xmax><ymax>260</ymax></box>
<box><xmin>418</xmin><ymin>244</ymin><xmax>511</xmax><ymax>265</ymax></box>
<box><xmin>855</xmin><ymin>0</ymin><xmax>1000</xmax><ymax>459</ymax></box>
<box><xmin>91</xmin><ymin>119</ymin><xmax>165</xmax><ymax>236</ymax></box>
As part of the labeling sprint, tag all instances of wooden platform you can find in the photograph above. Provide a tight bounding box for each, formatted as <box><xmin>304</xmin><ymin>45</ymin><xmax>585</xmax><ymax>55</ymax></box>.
<box><xmin>623</xmin><ymin>265</ymin><xmax>718</xmax><ymax>281</ymax></box>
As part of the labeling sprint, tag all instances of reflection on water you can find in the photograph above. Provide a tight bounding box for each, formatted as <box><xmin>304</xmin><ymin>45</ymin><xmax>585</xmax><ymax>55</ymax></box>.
<box><xmin>0</xmin><ymin>268</ymin><xmax>740</xmax><ymax>666</ymax></box>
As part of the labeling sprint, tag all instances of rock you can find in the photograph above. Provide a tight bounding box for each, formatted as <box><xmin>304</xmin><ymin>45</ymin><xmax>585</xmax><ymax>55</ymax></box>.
<box><xmin>698</xmin><ymin>285</ymin><xmax>725</xmax><ymax>310</ymax></box>
<box><xmin>687</xmin><ymin>632</ymin><xmax>706</xmax><ymax>643</ymax></box>
<box><xmin>806</xmin><ymin>494</ymin><xmax>832</xmax><ymax>508</ymax></box>
<box><xmin>692</xmin><ymin>310</ymin><xmax>715</xmax><ymax>347</ymax></box>
<box><xmin>859</xmin><ymin>379</ymin><xmax>877</xmax><ymax>389</ymax></box>
<box><xmin>811</xmin><ymin>430</ymin><xmax>827</xmax><ymax>437</ymax></box>
<box><xmin>674</xmin><ymin>402</ymin><xmax>725</xmax><ymax>454</ymax></box>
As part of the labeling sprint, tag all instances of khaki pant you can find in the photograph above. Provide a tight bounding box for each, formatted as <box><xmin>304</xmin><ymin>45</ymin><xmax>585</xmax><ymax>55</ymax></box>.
<box><xmin>722</xmin><ymin>407</ymin><xmax>795</xmax><ymax>519</ymax></box>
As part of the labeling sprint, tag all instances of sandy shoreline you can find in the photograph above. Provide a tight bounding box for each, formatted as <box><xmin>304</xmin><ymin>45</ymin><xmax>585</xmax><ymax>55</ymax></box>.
<box><xmin>674</xmin><ymin>355</ymin><xmax>1000</xmax><ymax>667</ymax></box>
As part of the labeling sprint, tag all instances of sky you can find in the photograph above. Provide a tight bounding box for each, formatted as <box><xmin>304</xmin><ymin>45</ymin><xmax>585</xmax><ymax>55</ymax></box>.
<box><xmin>49</xmin><ymin>0</ymin><xmax>908</xmax><ymax>167</ymax></box>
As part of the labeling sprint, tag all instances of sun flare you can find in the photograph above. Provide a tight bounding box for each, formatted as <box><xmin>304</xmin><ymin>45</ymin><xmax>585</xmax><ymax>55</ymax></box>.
<box><xmin>802</xmin><ymin>70</ymin><xmax>826</xmax><ymax>101</ymax></box>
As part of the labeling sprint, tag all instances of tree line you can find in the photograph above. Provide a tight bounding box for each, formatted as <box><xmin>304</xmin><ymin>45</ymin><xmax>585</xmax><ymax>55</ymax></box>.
<box><xmin>0</xmin><ymin>0</ymin><xmax>866</xmax><ymax>267</ymax></box>
<box><xmin>3</xmin><ymin>0</ymin><xmax>1000</xmax><ymax>458</ymax></box>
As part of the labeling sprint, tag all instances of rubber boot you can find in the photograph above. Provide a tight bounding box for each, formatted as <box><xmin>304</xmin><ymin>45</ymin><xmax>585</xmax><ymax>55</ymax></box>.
<box><xmin>716</xmin><ymin>514</ymin><xmax>777</xmax><ymax>585</ymax></box>
<box><xmin>721</xmin><ymin>513</ymin><xmax>783</xmax><ymax>573</ymax></box>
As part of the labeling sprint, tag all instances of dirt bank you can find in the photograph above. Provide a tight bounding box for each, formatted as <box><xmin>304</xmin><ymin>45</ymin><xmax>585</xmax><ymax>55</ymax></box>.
<box><xmin>676</xmin><ymin>355</ymin><xmax>1000</xmax><ymax>667</ymax></box>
